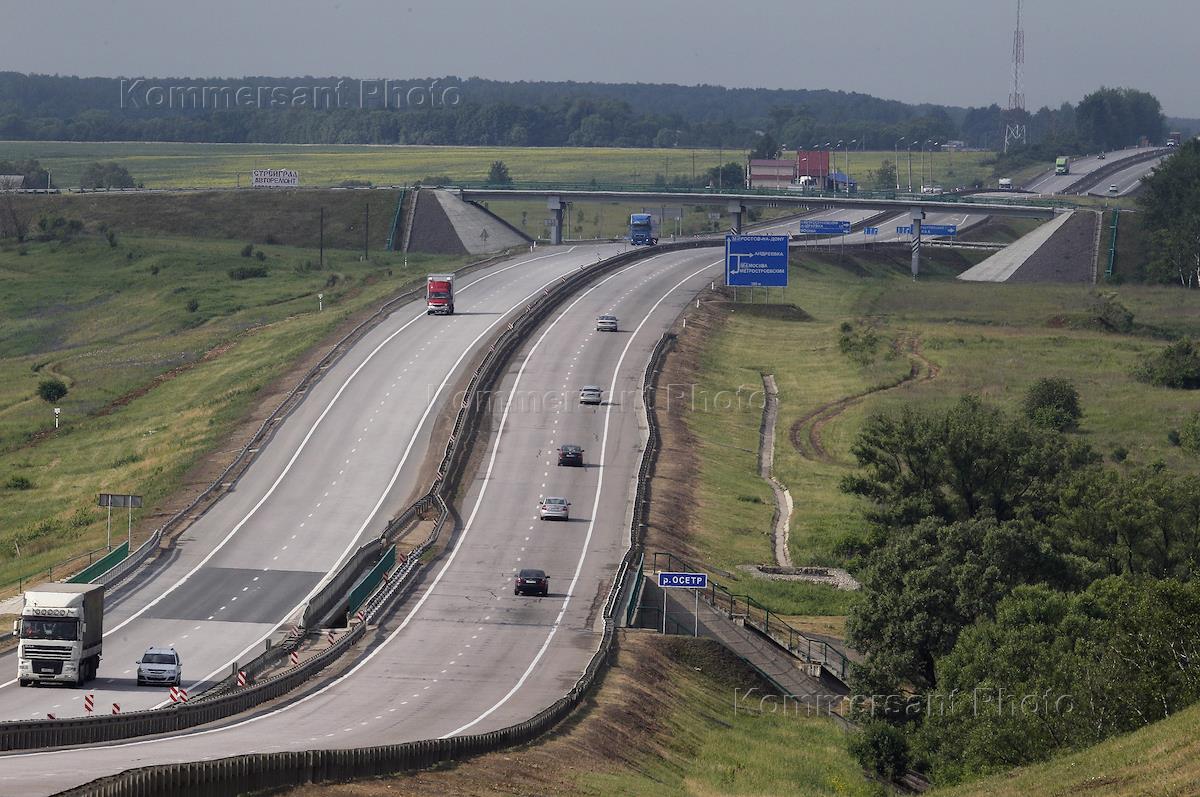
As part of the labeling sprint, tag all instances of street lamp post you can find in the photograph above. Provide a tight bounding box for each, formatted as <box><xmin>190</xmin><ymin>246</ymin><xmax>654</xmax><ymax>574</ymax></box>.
<box><xmin>907</xmin><ymin>140</ymin><xmax>915</xmax><ymax>192</ymax></box>
<box><xmin>846</xmin><ymin>139</ymin><xmax>856</xmax><ymax>193</ymax></box>
<box><xmin>894</xmin><ymin>138</ymin><xmax>906</xmax><ymax>191</ymax></box>
<box><xmin>928</xmin><ymin>141</ymin><xmax>940</xmax><ymax>187</ymax></box>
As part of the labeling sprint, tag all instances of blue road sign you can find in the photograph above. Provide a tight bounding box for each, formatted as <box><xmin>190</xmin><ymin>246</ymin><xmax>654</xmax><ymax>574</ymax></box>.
<box><xmin>798</xmin><ymin>219</ymin><xmax>852</xmax><ymax>235</ymax></box>
<box><xmin>897</xmin><ymin>224</ymin><xmax>957</xmax><ymax>237</ymax></box>
<box><xmin>659</xmin><ymin>571</ymin><xmax>708</xmax><ymax>589</ymax></box>
<box><xmin>922</xmin><ymin>224</ymin><xmax>958</xmax><ymax>236</ymax></box>
<box><xmin>863</xmin><ymin>226</ymin><xmax>879</xmax><ymax>236</ymax></box>
<box><xmin>725</xmin><ymin>235</ymin><xmax>788</xmax><ymax>287</ymax></box>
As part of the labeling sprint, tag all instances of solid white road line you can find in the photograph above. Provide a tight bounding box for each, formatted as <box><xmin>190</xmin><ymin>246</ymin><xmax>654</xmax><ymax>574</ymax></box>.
<box><xmin>0</xmin><ymin>247</ymin><xmax>579</xmax><ymax>694</ymax></box>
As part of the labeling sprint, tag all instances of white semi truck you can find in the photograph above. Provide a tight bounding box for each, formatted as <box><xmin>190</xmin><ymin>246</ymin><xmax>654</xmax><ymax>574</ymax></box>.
<box><xmin>13</xmin><ymin>583</ymin><xmax>104</xmax><ymax>687</ymax></box>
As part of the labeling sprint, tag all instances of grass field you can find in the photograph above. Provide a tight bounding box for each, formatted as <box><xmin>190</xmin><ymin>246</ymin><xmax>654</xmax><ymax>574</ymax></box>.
<box><xmin>933</xmin><ymin>699</ymin><xmax>1200</xmax><ymax>797</ymax></box>
<box><xmin>0</xmin><ymin>140</ymin><xmax>1003</xmax><ymax>191</ymax></box>
<box><xmin>678</xmin><ymin>245</ymin><xmax>1200</xmax><ymax>620</ymax></box>
<box><xmin>0</xmin><ymin>230</ymin><xmax>463</xmax><ymax>589</ymax></box>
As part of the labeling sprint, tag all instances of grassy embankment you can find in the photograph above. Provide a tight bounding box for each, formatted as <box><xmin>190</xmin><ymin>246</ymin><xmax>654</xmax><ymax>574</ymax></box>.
<box><xmin>0</xmin><ymin>141</ymin><xmax>1000</xmax><ymax>190</ymax></box>
<box><xmin>933</xmin><ymin>699</ymin><xmax>1200</xmax><ymax>797</ymax></box>
<box><xmin>287</xmin><ymin>634</ymin><xmax>881</xmax><ymax>797</ymax></box>
<box><xmin>0</xmin><ymin>210</ymin><xmax>465</xmax><ymax>589</ymax></box>
<box><xmin>677</xmin><ymin>245</ymin><xmax>1200</xmax><ymax>629</ymax></box>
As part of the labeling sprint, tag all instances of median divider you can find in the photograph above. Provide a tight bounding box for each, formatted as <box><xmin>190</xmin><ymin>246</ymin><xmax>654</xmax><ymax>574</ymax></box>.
<box><xmin>49</xmin><ymin>287</ymin><xmax>694</xmax><ymax>797</ymax></box>
<box><xmin>3</xmin><ymin>240</ymin><xmax>718</xmax><ymax>758</ymax></box>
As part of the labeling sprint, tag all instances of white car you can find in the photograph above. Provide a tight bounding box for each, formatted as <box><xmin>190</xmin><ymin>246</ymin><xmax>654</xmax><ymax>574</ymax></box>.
<box><xmin>136</xmin><ymin>646</ymin><xmax>181</xmax><ymax>687</ymax></box>
<box><xmin>596</xmin><ymin>315</ymin><xmax>618</xmax><ymax>332</ymax></box>
<box><xmin>579</xmin><ymin>385</ymin><xmax>602</xmax><ymax>405</ymax></box>
<box><xmin>1108</xmin><ymin>184</ymin><xmax>1119</xmax><ymax>193</ymax></box>
<box><xmin>538</xmin><ymin>497</ymin><xmax>570</xmax><ymax>520</ymax></box>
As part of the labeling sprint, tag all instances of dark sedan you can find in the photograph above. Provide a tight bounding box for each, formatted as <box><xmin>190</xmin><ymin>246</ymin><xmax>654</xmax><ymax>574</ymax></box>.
<box><xmin>557</xmin><ymin>444</ymin><xmax>584</xmax><ymax>466</ymax></box>
<box><xmin>514</xmin><ymin>568</ymin><xmax>549</xmax><ymax>596</ymax></box>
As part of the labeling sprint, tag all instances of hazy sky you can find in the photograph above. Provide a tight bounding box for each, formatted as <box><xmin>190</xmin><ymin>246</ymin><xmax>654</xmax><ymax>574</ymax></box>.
<box><xmin>5</xmin><ymin>0</ymin><xmax>1197</xmax><ymax>116</ymax></box>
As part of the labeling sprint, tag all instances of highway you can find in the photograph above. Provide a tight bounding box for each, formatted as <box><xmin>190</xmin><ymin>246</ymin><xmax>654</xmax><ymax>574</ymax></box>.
<box><xmin>0</xmin><ymin>243</ymin><xmax>629</xmax><ymax>722</ymax></box>
<box><xmin>0</xmin><ymin>246</ymin><xmax>725</xmax><ymax>797</ymax></box>
<box><xmin>1086</xmin><ymin>153</ymin><xmax>1168</xmax><ymax>197</ymax></box>
<box><xmin>1022</xmin><ymin>146</ymin><xmax>1149</xmax><ymax>194</ymax></box>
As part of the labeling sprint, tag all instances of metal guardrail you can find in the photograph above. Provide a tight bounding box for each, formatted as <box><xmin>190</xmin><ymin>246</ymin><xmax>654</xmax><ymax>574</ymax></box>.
<box><xmin>2</xmin><ymin>240</ymin><xmax>718</xmax><ymax>759</ymax></box>
<box><xmin>650</xmin><ymin>551</ymin><xmax>851</xmax><ymax>683</ymax></box>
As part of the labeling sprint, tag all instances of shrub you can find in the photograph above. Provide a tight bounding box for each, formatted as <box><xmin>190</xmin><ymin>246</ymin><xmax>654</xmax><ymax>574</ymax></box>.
<box><xmin>254</xmin><ymin>250</ymin><xmax>266</xmax><ymax>262</ymax></box>
<box><xmin>240</xmin><ymin>243</ymin><xmax>254</xmax><ymax>257</ymax></box>
<box><xmin>1181</xmin><ymin>412</ymin><xmax>1200</xmax><ymax>453</ymax></box>
<box><xmin>186</xmin><ymin>298</ymin><xmax>199</xmax><ymax>313</ymax></box>
<box><xmin>848</xmin><ymin>721</ymin><xmax>910</xmax><ymax>782</ymax></box>
<box><xmin>6</xmin><ymin>475</ymin><xmax>33</xmax><ymax>490</ymax></box>
<box><xmin>228</xmin><ymin>266</ymin><xmax>268</xmax><ymax>280</ymax></box>
<box><xmin>37</xmin><ymin>378</ymin><xmax>68</xmax><ymax>403</ymax></box>
<box><xmin>1134</xmin><ymin>339</ymin><xmax>1200</xmax><ymax>389</ymax></box>
<box><xmin>149</xmin><ymin>264</ymin><xmax>159</xmax><ymax>275</ymax></box>
<box><xmin>1111</xmin><ymin>445</ymin><xmax>1129</xmax><ymax>462</ymax></box>
<box><xmin>1022</xmin><ymin>377</ymin><xmax>1083</xmax><ymax>430</ymax></box>
<box><xmin>1168</xmin><ymin>428</ymin><xmax>1182</xmax><ymax>446</ymax></box>
<box><xmin>105</xmin><ymin>230</ymin><xmax>118</xmax><ymax>247</ymax></box>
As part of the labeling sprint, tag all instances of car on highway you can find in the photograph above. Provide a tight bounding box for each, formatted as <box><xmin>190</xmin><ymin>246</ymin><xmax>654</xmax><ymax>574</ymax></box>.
<box><xmin>579</xmin><ymin>385</ymin><xmax>603</xmax><ymax>405</ymax></box>
<box><xmin>1098</xmin><ymin>152</ymin><xmax>1106</xmax><ymax>160</ymax></box>
<box><xmin>136</xmin><ymin>646</ymin><xmax>181</xmax><ymax>687</ymax></box>
<box><xmin>1108</xmin><ymin>184</ymin><xmax>1119</xmax><ymax>193</ymax></box>
<box><xmin>514</xmin><ymin>568</ymin><xmax>549</xmax><ymax>596</ymax></box>
<box><xmin>557</xmin><ymin>444</ymin><xmax>584</xmax><ymax>466</ymax></box>
<box><xmin>538</xmin><ymin>496</ymin><xmax>570</xmax><ymax>520</ymax></box>
<box><xmin>596</xmin><ymin>314</ymin><xmax>618</xmax><ymax>332</ymax></box>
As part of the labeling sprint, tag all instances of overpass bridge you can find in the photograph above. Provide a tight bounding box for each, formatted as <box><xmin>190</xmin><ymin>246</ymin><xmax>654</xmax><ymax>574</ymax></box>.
<box><xmin>456</xmin><ymin>183</ymin><xmax>1063</xmax><ymax>244</ymax></box>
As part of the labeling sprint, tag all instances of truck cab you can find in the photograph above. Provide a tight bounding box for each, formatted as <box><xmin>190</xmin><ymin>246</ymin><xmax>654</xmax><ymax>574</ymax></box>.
<box><xmin>15</xmin><ymin>583</ymin><xmax>104</xmax><ymax>687</ymax></box>
<box><xmin>629</xmin><ymin>213</ymin><xmax>657</xmax><ymax>246</ymax></box>
<box><xmin>1055</xmin><ymin>156</ymin><xmax>1070</xmax><ymax>175</ymax></box>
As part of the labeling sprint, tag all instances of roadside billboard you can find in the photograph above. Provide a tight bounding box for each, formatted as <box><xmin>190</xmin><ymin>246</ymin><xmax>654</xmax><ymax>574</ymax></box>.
<box><xmin>251</xmin><ymin>168</ymin><xmax>300</xmax><ymax>187</ymax></box>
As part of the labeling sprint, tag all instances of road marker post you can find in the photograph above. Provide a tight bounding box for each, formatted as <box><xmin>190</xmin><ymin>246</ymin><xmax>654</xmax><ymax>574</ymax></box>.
<box><xmin>83</xmin><ymin>693</ymin><xmax>94</xmax><ymax>713</ymax></box>
<box><xmin>236</xmin><ymin>670</ymin><xmax>247</xmax><ymax>687</ymax></box>
<box><xmin>111</xmin><ymin>703</ymin><xmax>121</xmax><ymax>714</ymax></box>
<box><xmin>290</xmin><ymin>650</ymin><xmax>300</xmax><ymax>666</ymax></box>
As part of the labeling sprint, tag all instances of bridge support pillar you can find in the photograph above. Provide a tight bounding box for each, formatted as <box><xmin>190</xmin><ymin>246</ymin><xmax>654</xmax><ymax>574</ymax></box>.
<box><xmin>548</xmin><ymin>196</ymin><xmax>565</xmax><ymax>245</ymax></box>
<box><xmin>910</xmin><ymin>208</ymin><xmax>925</xmax><ymax>279</ymax></box>
<box><xmin>727</xmin><ymin>201</ymin><xmax>745</xmax><ymax>235</ymax></box>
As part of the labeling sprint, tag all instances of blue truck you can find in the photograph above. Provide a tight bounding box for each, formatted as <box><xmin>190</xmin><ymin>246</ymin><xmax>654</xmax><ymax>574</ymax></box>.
<box><xmin>629</xmin><ymin>213</ymin><xmax>657</xmax><ymax>246</ymax></box>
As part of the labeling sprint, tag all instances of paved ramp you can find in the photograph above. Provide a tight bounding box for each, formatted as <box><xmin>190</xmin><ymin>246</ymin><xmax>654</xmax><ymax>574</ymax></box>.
<box><xmin>958</xmin><ymin>211</ymin><xmax>1074</xmax><ymax>282</ymax></box>
<box><xmin>414</xmin><ymin>188</ymin><xmax>529</xmax><ymax>255</ymax></box>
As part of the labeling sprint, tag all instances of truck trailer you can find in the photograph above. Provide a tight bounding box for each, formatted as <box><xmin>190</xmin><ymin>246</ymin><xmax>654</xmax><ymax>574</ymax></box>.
<box><xmin>426</xmin><ymin>274</ymin><xmax>455</xmax><ymax>315</ymax></box>
<box><xmin>14</xmin><ymin>583</ymin><xmax>104</xmax><ymax>687</ymax></box>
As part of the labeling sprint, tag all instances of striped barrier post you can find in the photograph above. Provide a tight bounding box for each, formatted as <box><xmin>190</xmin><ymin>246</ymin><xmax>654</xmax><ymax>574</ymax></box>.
<box><xmin>290</xmin><ymin>650</ymin><xmax>299</xmax><ymax>666</ymax></box>
<box><xmin>236</xmin><ymin>671</ymin><xmax>247</xmax><ymax>687</ymax></box>
<box><xmin>83</xmin><ymin>693</ymin><xmax>94</xmax><ymax>713</ymax></box>
<box><xmin>112</xmin><ymin>703</ymin><xmax>120</xmax><ymax>714</ymax></box>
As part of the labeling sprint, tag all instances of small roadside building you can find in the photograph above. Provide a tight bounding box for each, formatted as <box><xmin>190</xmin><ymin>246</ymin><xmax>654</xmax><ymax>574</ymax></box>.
<box><xmin>746</xmin><ymin>159</ymin><xmax>795</xmax><ymax>189</ymax></box>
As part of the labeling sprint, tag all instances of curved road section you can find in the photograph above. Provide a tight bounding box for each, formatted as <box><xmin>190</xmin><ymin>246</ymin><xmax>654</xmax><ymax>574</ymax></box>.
<box><xmin>0</xmin><ymin>244</ymin><xmax>628</xmax><ymax>722</ymax></box>
<box><xmin>0</xmin><ymin>246</ymin><xmax>725</xmax><ymax>796</ymax></box>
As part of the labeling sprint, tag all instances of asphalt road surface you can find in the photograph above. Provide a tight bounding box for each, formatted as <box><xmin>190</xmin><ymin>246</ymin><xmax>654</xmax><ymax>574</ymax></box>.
<box><xmin>0</xmin><ymin>246</ymin><xmax>725</xmax><ymax>797</ymax></box>
<box><xmin>1022</xmin><ymin>147</ymin><xmax>1149</xmax><ymax>194</ymax></box>
<box><xmin>0</xmin><ymin>243</ymin><xmax>629</xmax><ymax>722</ymax></box>
<box><xmin>1086</xmin><ymin>153</ymin><xmax>1168</xmax><ymax>197</ymax></box>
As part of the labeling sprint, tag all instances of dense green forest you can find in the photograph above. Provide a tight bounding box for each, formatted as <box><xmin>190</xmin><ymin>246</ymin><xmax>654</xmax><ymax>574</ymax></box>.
<box><xmin>0</xmin><ymin>73</ymin><xmax>1182</xmax><ymax>154</ymax></box>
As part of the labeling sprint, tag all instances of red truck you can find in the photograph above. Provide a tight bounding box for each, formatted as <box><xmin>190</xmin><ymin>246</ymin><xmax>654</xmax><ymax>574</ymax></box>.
<box><xmin>426</xmin><ymin>274</ymin><xmax>455</xmax><ymax>315</ymax></box>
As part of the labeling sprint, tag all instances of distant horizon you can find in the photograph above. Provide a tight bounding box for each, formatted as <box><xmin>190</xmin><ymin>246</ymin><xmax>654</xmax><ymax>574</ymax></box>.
<box><xmin>5</xmin><ymin>70</ymin><xmax>1196</xmax><ymax>122</ymax></box>
<box><xmin>3</xmin><ymin>1</ymin><xmax>1197</xmax><ymax>117</ymax></box>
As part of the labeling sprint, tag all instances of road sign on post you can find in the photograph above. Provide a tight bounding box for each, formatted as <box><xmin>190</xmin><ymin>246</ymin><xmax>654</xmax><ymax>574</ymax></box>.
<box><xmin>921</xmin><ymin>224</ymin><xmax>958</xmax><ymax>236</ymax></box>
<box><xmin>658</xmin><ymin>572</ymin><xmax>709</xmax><ymax>637</ymax></box>
<box><xmin>725</xmin><ymin>235</ymin><xmax>788</xmax><ymax>288</ymax></box>
<box><xmin>97</xmin><ymin>493</ymin><xmax>142</xmax><ymax>551</ymax></box>
<box><xmin>863</xmin><ymin>227</ymin><xmax>879</xmax><ymax>236</ymax></box>
<box><xmin>798</xmin><ymin>219</ymin><xmax>852</xmax><ymax>235</ymax></box>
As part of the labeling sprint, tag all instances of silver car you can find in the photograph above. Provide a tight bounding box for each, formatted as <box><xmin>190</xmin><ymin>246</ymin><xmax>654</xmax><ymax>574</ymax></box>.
<box><xmin>538</xmin><ymin>497</ymin><xmax>570</xmax><ymax>520</ymax></box>
<box><xmin>596</xmin><ymin>315</ymin><xmax>618</xmax><ymax>332</ymax></box>
<box><xmin>579</xmin><ymin>385</ymin><xmax>602</xmax><ymax>405</ymax></box>
<box><xmin>136</xmin><ymin>646</ymin><xmax>181</xmax><ymax>687</ymax></box>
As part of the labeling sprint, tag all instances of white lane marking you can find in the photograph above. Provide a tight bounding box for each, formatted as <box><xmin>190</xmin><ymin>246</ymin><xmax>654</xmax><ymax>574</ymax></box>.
<box><xmin>151</xmin><ymin>251</ymin><xmax>591</xmax><ymax>702</ymax></box>
<box><xmin>442</xmin><ymin>256</ymin><xmax>721</xmax><ymax>737</ymax></box>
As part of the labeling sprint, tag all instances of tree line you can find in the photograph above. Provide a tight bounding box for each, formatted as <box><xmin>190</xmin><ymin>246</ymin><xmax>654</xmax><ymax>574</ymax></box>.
<box><xmin>0</xmin><ymin>72</ymin><xmax>1177</xmax><ymax>153</ymax></box>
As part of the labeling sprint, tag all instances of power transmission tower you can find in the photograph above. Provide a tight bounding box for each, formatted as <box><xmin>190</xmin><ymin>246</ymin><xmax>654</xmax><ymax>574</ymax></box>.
<box><xmin>1003</xmin><ymin>0</ymin><xmax>1027</xmax><ymax>152</ymax></box>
